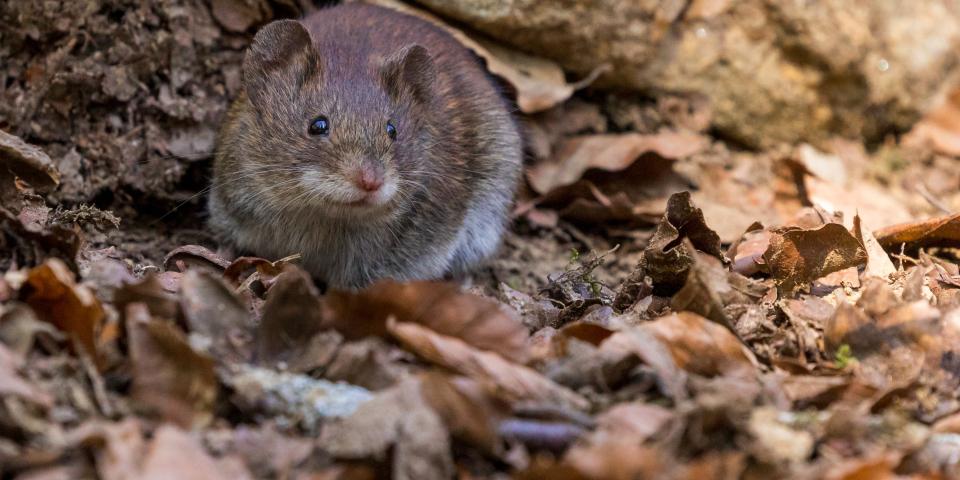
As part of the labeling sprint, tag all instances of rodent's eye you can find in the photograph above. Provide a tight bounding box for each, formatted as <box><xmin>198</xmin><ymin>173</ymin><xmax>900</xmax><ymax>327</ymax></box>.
<box><xmin>308</xmin><ymin>116</ymin><xmax>330</xmax><ymax>136</ymax></box>
<box><xmin>385</xmin><ymin>121</ymin><xmax>397</xmax><ymax>140</ymax></box>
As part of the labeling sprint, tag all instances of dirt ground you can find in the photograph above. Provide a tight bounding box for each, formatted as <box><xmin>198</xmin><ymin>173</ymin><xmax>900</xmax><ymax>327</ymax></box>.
<box><xmin>5</xmin><ymin>1</ymin><xmax>960</xmax><ymax>479</ymax></box>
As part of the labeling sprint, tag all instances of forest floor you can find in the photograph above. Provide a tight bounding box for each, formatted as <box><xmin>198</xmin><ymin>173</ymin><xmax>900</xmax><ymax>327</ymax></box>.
<box><xmin>4</xmin><ymin>1</ymin><xmax>960</xmax><ymax>479</ymax></box>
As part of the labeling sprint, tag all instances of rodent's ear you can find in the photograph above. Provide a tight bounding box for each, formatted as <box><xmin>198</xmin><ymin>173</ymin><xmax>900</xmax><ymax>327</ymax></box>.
<box><xmin>243</xmin><ymin>20</ymin><xmax>320</xmax><ymax>108</ymax></box>
<box><xmin>380</xmin><ymin>44</ymin><xmax>436</xmax><ymax>105</ymax></box>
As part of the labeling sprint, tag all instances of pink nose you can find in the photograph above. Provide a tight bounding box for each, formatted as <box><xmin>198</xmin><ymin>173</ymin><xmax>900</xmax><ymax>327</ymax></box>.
<box><xmin>353</xmin><ymin>165</ymin><xmax>384</xmax><ymax>192</ymax></box>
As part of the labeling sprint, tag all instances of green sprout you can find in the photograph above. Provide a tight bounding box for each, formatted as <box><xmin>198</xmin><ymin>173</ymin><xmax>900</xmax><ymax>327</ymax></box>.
<box><xmin>834</xmin><ymin>344</ymin><xmax>856</xmax><ymax>369</ymax></box>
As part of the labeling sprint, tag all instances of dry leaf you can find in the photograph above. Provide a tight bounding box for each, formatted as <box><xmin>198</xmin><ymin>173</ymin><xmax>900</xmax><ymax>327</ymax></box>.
<box><xmin>874</xmin><ymin>213</ymin><xmax>960</xmax><ymax>252</ymax></box>
<box><xmin>256</xmin><ymin>268</ymin><xmax>328</xmax><ymax>371</ymax></box>
<box><xmin>318</xmin><ymin>377</ymin><xmax>454</xmax><ymax>480</ymax></box>
<box><xmin>23</xmin><ymin>258</ymin><xmax>105</xmax><ymax>361</ymax></box>
<box><xmin>325</xmin><ymin>279</ymin><xmax>529</xmax><ymax>363</ymax></box>
<box><xmin>180</xmin><ymin>270</ymin><xmax>254</xmax><ymax>364</ymax></box>
<box><xmin>527</xmin><ymin>131</ymin><xmax>708</xmax><ymax>195</ymax></box>
<box><xmin>639</xmin><ymin>312</ymin><xmax>757</xmax><ymax>378</ymax></box>
<box><xmin>127</xmin><ymin>303</ymin><xmax>217</xmax><ymax>428</ymax></box>
<box><xmin>763</xmin><ymin>223</ymin><xmax>867</xmax><ymax>294</ymax></box>
<box><xmin>387</xmin><ymin>319</ymin><xmax>589</xmax><ymax>411</ymax></box>
<box><xmin>0</xmin><ymin>128</ymin><xmax>59</xmax><ymax>192</ymax></box>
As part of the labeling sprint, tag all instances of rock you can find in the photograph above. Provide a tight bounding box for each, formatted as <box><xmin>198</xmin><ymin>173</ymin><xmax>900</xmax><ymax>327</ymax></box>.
<box><xmin>413</xmin><ymin>0</ymin><xmax>960</xmax><ymax>147</ymax></box>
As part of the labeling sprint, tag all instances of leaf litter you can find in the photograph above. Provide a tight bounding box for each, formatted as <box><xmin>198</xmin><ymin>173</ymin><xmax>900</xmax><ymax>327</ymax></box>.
<box><xmin>5</xmin><ymin>1</ymin><xmax>960</xmax><ymax>479</ymax></box>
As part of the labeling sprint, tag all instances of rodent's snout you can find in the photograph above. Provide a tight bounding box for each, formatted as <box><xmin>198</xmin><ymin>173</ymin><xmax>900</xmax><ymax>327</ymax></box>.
<box><xmin>352</xmin><ymin>162</ymin><xmax>385</xmax><ymax>193</ymax></box>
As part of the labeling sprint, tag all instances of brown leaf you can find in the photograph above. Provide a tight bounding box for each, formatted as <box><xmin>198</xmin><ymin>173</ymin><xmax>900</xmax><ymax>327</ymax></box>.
<box><xmin>256</xmin><ymin>267</ymin><xmax>327</xmax><ymax>371</ymax></box>
<box><xmin>318</xmin><ymin>377</ymin><xmax>453</xmax><ymax>480</ymax></box>
<box><xmin>325</xmin><ymin>279</ymin><xmax>528</xmax><ymax>363</ymax></box>
<box><xmin>639</xmin><ymin>312</ymin><xmax>757</xmax><ymax>378</ymax></box>
<box><xmin>127</xmin><ymin>303</ymin><xmax>217</xmax><ymax>428</ymax></box>
<box><xmin>179</xmin><ymin>270</ymin><xmax>254</xmax><ymax>364</ymax></box>
<box><xmin>113</xmin><ymin>274</ymin><xmax>179</xmax><ymax>321</ymax></box>
<box><xmin>387</xmin><ymin>320</ymin><xmax>589</xmax><ymax>411</ymax></box>
<box><xmin>366</xmin><ymin>0</ymin><xmax>577</xmax><ymax>113</ymax></box>
<box><xmin>527</xmin><ymin>131</ymin><xmax>708</xmax><ymax>195</ymax></box>
<box><xmin>163</xmin><ymin>244</ymin><xmax>231</xmax><ymax>273</ymax></box>
<box><xmin>874</xmin><ymin>213</ymin><xmax>960</xmax><ymax>252</ymax></box>
<box><xmin>643</xmin><ymin>192</ymin><xmax>724</xmax><ymax>293</ymax></box>
<box><xmin>763</xmin><ymin>223</ymin><xmax>867</xmax><ymax>294</ymax></box>
<box><xmin>0</xmin><ymin>128</ymin><xmax>59</xmax><ymax>192</ymax></box>
<box><xmin>598</xmin><ymin>327</ymin><xmax>689</xmax><ymax>400</ymax></box>
<box><xmin>23</xmin><ymin>258</ymin><xmax>105</xmax><ymax>361</ymax></box>
<box><xmin>419</xmin><ymin>372</ymin><xmax>508</xmax><ymax>455</ymax></box>
<box><xmin>853</xmin><ymin>214</ymin><xmax>897</xmax><ymax>280</ymax></box>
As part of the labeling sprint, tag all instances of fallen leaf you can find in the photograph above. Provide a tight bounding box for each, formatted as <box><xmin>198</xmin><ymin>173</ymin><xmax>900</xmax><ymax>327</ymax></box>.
<box><xmin>874</xmin><ymin>213</ymin><xmax>960</xmax><ymax>252</ymax></box>
<box><xmin>0</xmin><ymin>128</ymin><xmax>59</xmax><ymax>192</ymax></box>
<box><xmin>163</xmin><ymin>244</ymin><xmax>231</xmax><ymax>273</ymax></box>
<box><xmin>419</xmin><ymin>372</ymin><xmax>508</xmax><ymax>455</ymax></box>
<box><xmin>325</xmin><ymin>279</ymin><xmax>528</xmax><ymax>363</ymax></box>
<box><xmin>527</xmin><ymin>131</ymin><xmax>708</xmax><ymax>195</ymax></box>
<box><xmin>763</xmin><ymin>223</ymin><xmax>867</xmax><ymax>294</ymax></box>
<box><xmin>179</xmin><ymin>270</ymin><xmax>254</xmax><ymax>364</ymax></box>
<box><xmin>256</xmin><ymin>267</ymin><xmax>328</xmax><ymax>370</ymax></box>
<box><xmin>22</xmin><ymin>258</ymin><xmax>105</xmax><ymax>361</ymax></box>
<box><xmin>127</xmin><ymin>303</ymin><xmax>217</xmax><ymax>428</ymax></box>
<box><xmin>387</xmin><ymin>319</ymin><xmax>589</xmax><ymax>411</ymax></box>
<box><xmin>318</xmin><ymin>377</ymin><xmax>454</xmax><ymax>480</ymax></box>
<box><xmin>643</xmin><ymin>192</ymin><xmax>724</xmax><ymax>293</ymax></box>
<box><xmin>639</xmin><ymin>312</ymin><xmax>757</xmax><ymax>378</ymax></box>
<box><xmin>853</xmin><ymin>214</ymin><xmax>897</xmax><ymax>279</ymax></box>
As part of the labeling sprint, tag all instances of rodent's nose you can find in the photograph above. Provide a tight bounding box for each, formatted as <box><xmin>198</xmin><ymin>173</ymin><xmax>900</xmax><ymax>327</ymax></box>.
<box><xmin>353</xmin><ymin>164</ymin><xmax>384</xmax><ymax>193</ymax></box>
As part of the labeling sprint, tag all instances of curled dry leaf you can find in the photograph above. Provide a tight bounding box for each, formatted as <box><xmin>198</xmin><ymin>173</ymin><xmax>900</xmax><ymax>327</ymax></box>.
<box><xmin>127</xmin><ymin>303</ymin><xmax>217</xmax><ymax>429</ymax></box>
<box><xmin>366</xmin><ymin>0</ymin><xmax>576</xmax><ymax>113</ymax></box>
<box><xmin>325</xmin><ymin>279</ymin><xmax>529</xmax><ymax>363</ymax></box>
<box><xmin>763</xmin><ymin>223</ymin><xmax>867</xmax><ymax>294</ymax></box>
<box><xmin>210</xmin><ymin>0</ymin><xmax>271</xmax><ymax>32</ymax></box>
<box><xmin>600</xmin><ymin>327</ymin><xmax>689</xmax><ymax>400</ymax></box>
<box><xmin>22</xmin><ymin>258</ymin><xmax>105</xmax><ymax>361</ymax></box>
<box><xmin>874</xmin><ymin>213</ymin><xmax>960</xmax><ymax>252</ymax></box>
<box><xmin>642</xmin><ymin>191</ymin><xmax>725</xmax><ymax>293</ymax></box>
<box><xmin>387</xmin><ymin>319</ymin><xmax>589</xmax><ymax>411</ymax></box>
<box><xmin>163</xmin><ymin>244</ymin><xmax>231</xmax><ymax>273</ymax></box>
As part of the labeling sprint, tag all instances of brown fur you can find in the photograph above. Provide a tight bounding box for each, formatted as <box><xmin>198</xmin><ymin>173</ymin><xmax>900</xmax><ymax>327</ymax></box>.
<box><xmin>208</xmin><ymin>4</ymin><xmax>522</xmax><ymax>288</ymax></box>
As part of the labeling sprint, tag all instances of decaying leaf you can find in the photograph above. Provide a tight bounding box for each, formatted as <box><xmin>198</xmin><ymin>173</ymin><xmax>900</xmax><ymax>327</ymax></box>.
<box><xmin>0</xmin><ymin>343</ymin><xmax>52</xmax><ymax>407</ymax></box>
<box><xmin>874</xmin><ymin>213</ymin><xmax>960</xmax><ymax>252</ymax></box>
<box><xmin>179</xmin><ymin>270</ymin><xmax>254</xmax><ymax>364</ymax></box>
<box><xmin>763</xmin><ymin>223</ymin><xmax>867</xmax><ymax>294</ymax></box>
<box><xmin>387</xmin><ymin>319</ymin><xmax>589</xmax><ymax>411</ymax></box>
<box><xmin>318</xmin><ymin>377</ymin><xmax>454</xmax><ymax>480</ymax></box>
<box><xmin>640</xmin><ymin>312</ymin><xmax>757</xmax><ymax>378</ymax></box>
<box><xmin>256</xmin><ymin>267</ymin><xmax>327</xmax><ymax>370</ymax></box>
<box><xmin>527</xmin><ymin>131</ymin><xmax>708</xmax><ymax>195</ymax></box>
<box><xmin>127</xmin><ymin>303</ymin><xmax>217</xmax><ymax>428</ymax></box>
<box><xmin>642</xmin><ymin>192</ymin><xmax>725</xmax><ymax>293</ymax></box>
<box><xmin>325</xmin><ymin>279</ymin><xmax>529</xmax><ymax>363</ymax></box>
<box><xmin>0</xmin><ymin>128</ymin><xmax>59</xmax><ymax>193</ymax></box>
<box><xmin>163</xmin><ymin>244</ymin><xmax>231</xmax><ymax>273</ymax></box>
<box><xmin>22</xmin><ymin>258</ymin><xmax>105</xmax><ymax>360</ymax></box>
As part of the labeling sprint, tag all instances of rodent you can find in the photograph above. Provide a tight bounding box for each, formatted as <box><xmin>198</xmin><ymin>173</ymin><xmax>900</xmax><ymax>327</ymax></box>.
<box><xmin>207</xmin><ymin>3</ymin><xmax>522</xmax><ymax>289</ymax></box>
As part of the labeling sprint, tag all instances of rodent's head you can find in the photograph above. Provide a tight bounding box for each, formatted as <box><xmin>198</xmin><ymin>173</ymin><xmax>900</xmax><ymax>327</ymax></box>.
<box><xmin>231</xmin><ymin>20</ymin><xmax>439</xmax><ymax>219</ymax></box>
